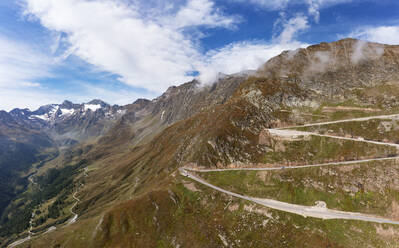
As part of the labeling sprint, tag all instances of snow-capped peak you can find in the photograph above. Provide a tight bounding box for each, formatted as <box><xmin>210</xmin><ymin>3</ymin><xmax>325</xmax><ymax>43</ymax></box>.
<box><xmin>30</xmin><ymin>105</ymin><xmax>59</xmax><ymax>121</ymax></box>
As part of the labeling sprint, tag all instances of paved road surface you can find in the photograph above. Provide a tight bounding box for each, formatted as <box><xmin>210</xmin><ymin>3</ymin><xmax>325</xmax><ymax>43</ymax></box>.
<box><xmin>180</xmin><ymin>113</ymin><xmax>399</xmax><ymax>225</ymax></box>
<box><xmin>180</xmin><ymin>168</ymin><xmax>399</xmax><ymax>225</ymax></box>
<box><xmin>184</xmin><ymin>156</ymin><xmax>399</xmax><ymax>172</ymax></box>
<box><xmin>8</xmin><ymin>236</ymin><xmax>31</xmax><ymax>248</ymax></box>
<box><xmin>67</xmin><ymin>167</ymin><xmax>88</xmax><ymax>225</ymax></box>
<box><xmin>280</xmin><ymin>113</ymin><xmax>399</xmax><ymax>129</ymax></box>
<box><xmin>67</xmin><ymin>190</ymin><xmax>80</xmax><ymax>225</ymax></box>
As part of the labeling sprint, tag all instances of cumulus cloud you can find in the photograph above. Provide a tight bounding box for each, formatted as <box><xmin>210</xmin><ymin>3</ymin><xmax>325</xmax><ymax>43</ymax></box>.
<box><xmin>198</xmin><ymin>41</ymin><xmax>307</xmax><ymax>83</ymax></box>
<box><xmin>22</xmin><ymin>0</ymin><xmax>240</xmax><ymax>94</ymax></box>
<box><xmin>164</xmin><ymin>0</ymin><xmax>239</xmax><ymax>29</ymax></box>
<box><xmin>0</xmin><ymin>0</ymin><xmax>315</xmax><ymax>111</ymax></box>
<box><xmin>273</xmin><ymin>14</ymin><xmax>309</xmax><ymax>44</ymax></box>
<box><xmin>21</xmin><ymin>0</ymin><xmax>310</xmax><ymax>93</ymax></box>
<box><xmin>349</xmin><ymin>26</ymin><xmax>399</xmax><ymax>45</ymax></box>
<box><xmin>0</xmin><ymin>35</ymin><xmax>150</xmax><ymax>111</ymax></box>
<box><xmin>198</xmin><ymin>14</ymin><xmax>309</xmax><ymax>83</ymax></box>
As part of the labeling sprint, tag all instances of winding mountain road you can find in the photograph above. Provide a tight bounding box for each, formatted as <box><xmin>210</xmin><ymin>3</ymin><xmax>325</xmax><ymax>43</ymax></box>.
<box><xmin>179</xmin><ymin>168</ymin><xmax>399</xmax><ymax>225</ymax></box>
<box><xmin>184</xmin><ymin>156</ymin><xmax>399</xmax><ymax>172</ymax></box>
<box><xmin>8</xmin><ymin>167</ymin><xmax>89</xmax><ymax>247</ymax></box>
<box><xmin>67</xmin><ymin>190</ymin><xmax>80</xmax><ymax>225</ymax></box>
<box><xmin>268</xmin><ymin>128</ymin><xmax>399</xmax><ymax>148</ymax></box>
<box><xmin>281</xmin><ymin>113</ymin><xmax>399</xmax><ymax>129</ymax></box>
<box><xmin>67</xmin><ymin>168</ymin><xmax>88</xmax><ymax>225</ymax></box>
<box><xmin>181</xmin><ymin>113</ymin><xmax>399</xmax><ymax>225</ymax></box>
<box><xmin>8</xmin><ymin>236</ymin><xmax>31</xmax><ymax>248</ymax></box>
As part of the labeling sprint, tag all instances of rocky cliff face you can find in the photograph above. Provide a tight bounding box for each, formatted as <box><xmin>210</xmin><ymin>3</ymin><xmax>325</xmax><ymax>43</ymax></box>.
<box><xmin>259</xmin><ymin>38</ymin><xmax>399</xmax><ymax>99</ymax></box>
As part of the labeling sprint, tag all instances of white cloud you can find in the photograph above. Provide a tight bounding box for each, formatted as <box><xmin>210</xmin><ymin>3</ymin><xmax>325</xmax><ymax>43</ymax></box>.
<box><xmin>22</xmin><ymin>0</ymin><xmax>309</xmax><ymax>93</ymax></box>
<box><xmin>306</xmin><ymin>0</ymin><xmax>321</xmax><ymax>22</ymax></box>
<box><xmin>0</xmin><ymin>0</ymin><xmax>313</xmax><ymax>111</ymax></box>
<box><xmin>198</xmin><ymin>40</ymin><xmax>307</xmax><ymax>83</ymax></box>
<box><xmin>0</xmin><ymin>34</ymin><xmax>149</xmax><ymax>111</ymax></box>
<box><xmin>0</xmin><ymin>88</ymin><xmax>63</xmax><ymax>111</ymax></box>
<box><xmin>349</xmin><ymin>26</ymin><xmax>399</xmax><ymax>45</ymax></box>
<box><xmin>305</xmin><ymin>0</ymin><xmax>354</xmax><ymax>22</ymax></box>
<box><xmin>198</xmin><ymin>14</ymin><xmax>309</xmax><ymax>83</ymax></box>
<box><xmin>230</xmin><ymin>0</ymin><xmax>290</xmax><ymax>10</ymax></box>
<box><xmin>166</xmin><ymin>0</ymin><xmax>238</xmax><ymax>29</ymax></box>
<box><xmin>274</xmin><ymin>14</ymin><xmax>309</xmax><ymax>44</ymax></box>
<box><xmin>0</xmin><ymin>35</ymin><xmax>59</xmax><ymax>110</ymax></box>
<box><xmin>0</xmin><ymin>36</ymin><xmax>52</xmax><ymax>87</ymax></box>
<box><xmin>23</xmin><ymin>0</ymin><xmax>240</xmax><ymax>94</ymax></box>
<box><xmin>20</xmin><ymin>82</ymin><xmax>42</xmax><ymax>87</ymax></box>
<box><xmin>231</xmin><ymin>0</ymin><xmax>354</xmax><ymax>22</ymax></box>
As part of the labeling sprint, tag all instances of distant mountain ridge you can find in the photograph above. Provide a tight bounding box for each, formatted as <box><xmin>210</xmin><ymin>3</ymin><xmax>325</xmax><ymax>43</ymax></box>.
<box><xmin>3</xmin><ymin>99</ymin><xmax>126</xmax><ymax>145</ymax></box>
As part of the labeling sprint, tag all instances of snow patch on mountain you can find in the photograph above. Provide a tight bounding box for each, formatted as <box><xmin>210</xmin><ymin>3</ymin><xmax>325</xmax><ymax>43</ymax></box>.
<box><xmin>84</xmin><ymin>104</ymin><xmax>101</xmax><ymax>112</ymax></box>
<box><xmin>117</xmin><ymin>109</ymin><xmax>126</xmax><ymax>115</ymax></box>
<box><xmin>30</xmin><ymin>114</ymin><xmax>50</xmax><ymax>121</ymax></box>
<box><xmin>60</xmin><ymin>108</ymin><xmax>75</xmax><ymax>116</ymax></box>
<box><xmin>30</xmin><ymin>106</ymin><xmax>59</xmax><ymax>121</ymax></box>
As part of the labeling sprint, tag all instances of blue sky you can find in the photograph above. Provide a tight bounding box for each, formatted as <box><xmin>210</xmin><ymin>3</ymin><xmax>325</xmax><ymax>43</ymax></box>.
<box><xmin>0</xmin><ymin>0</ymin><xmax>398</xmax><ymax>111</ymax></box>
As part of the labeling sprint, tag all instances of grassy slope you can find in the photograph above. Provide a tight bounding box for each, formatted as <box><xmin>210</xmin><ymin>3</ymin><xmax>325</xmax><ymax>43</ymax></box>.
<box><xmin>262</xmin><ymin>135</ymin><xmax>397</xmax><ymax>165</ymax></box>
<box><xmin>14</xmin><ymin>77</ymin><xmax>399</xmax><ymax>247</ymax></box>
<box><xmin>22</xmin><ymin>174</ymin><xmax>399</xmax><ymax>248</ymax></box>
<box><xmin>201</xmin><ymin>160</ymin><xmax>399</xmax><ymax>218</ymax></box>
<box><xmin>296</xmin><ymin>119</ymin><xmax>399</xmax><ymax>144</ymax></box>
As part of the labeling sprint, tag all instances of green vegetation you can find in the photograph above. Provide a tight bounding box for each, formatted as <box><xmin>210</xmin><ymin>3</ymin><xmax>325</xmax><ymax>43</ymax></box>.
<box><xmin>0</xmin><ymin>143</ymin><xmax>38</xmax><ymax>217</ymax></box>
<box><xmin>50</xmin><ymin>177</ymin><xmax>399</xmax><ymax>248</ymax></box>
<box><xmin>284</xmin><ymin>93</ymin><xmax>399</xmax><ymax>125</ymax></box>
<box><xmin>201</xmin><ymin>160</ymin><xmax>399</xmax><ymax>217</ymax></box>
<box><xmin>296</xmin><ymin>119</ymin><xmax>399</xmax><ymax>144</ymax></box>
<box><xmin>261</xmin><ymin>135</ymin><xmax>396</xmax><ymax>165</ymax></box>
<box><xmin>0</xmin><ymin>160</ymin><xmax>87</xmax><ymax>241</ymax></box>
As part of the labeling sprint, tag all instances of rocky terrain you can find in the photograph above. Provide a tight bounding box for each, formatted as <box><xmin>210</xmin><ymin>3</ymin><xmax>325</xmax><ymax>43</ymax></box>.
<box><xmin>2</xmin><ymin>38</ymin><xmax>399</xmax><ymax>247</ymax></box>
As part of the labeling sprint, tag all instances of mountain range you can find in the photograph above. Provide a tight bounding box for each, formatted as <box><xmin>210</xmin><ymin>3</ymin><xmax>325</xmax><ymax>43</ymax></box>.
<box><xmin>2</xmin><ymin>38</ymin><xmax>399</xmax><ymax>247</ymax></box>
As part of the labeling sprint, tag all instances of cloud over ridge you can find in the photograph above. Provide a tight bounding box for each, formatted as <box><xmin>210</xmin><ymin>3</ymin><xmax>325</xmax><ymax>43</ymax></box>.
<box><xmin>22</xmin><ymin>0</ymin><xmax>308</xmax><ymax>93</ymax></box>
